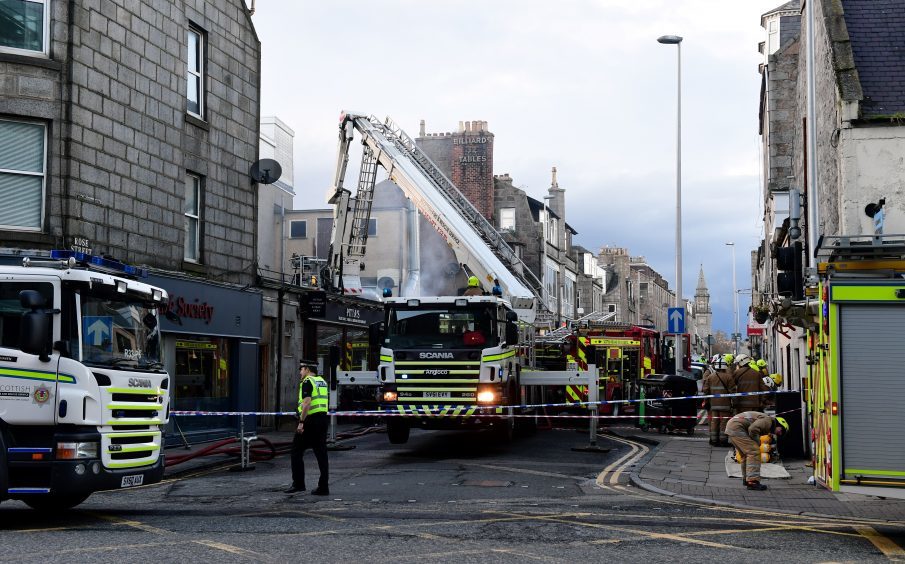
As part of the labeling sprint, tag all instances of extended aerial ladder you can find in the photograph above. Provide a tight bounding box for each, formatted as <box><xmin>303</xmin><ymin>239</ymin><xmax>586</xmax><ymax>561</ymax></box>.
<box><xmin>325</xmin><ymin>112</ymin><xmax>541</xmax><ymax>322</ymax></box>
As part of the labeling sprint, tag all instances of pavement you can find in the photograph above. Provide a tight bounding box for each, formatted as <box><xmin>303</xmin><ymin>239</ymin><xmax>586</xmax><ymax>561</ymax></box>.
<box><xmin>625</xmin><ymin>426</ymin><xmax>905</xmax><ymax>522</ymax></box>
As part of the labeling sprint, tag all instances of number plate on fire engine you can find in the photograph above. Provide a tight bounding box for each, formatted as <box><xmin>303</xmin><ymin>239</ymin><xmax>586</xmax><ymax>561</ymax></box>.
<box><xmin>121</xmin><ymin>474</ymin><xmax>144</xmax><ymax>488</ymax></box>
<box><xmin>424</xmin><ymin>392</ymin><xmax>451</xmax><ymax>399</ymax></box>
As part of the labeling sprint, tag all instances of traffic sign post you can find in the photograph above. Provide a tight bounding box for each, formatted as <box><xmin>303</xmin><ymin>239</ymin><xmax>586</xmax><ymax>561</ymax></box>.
<box><xmin>667</xmin><ymin>307</ymin><xmax>685</xmax><ymax>334</ymax></box>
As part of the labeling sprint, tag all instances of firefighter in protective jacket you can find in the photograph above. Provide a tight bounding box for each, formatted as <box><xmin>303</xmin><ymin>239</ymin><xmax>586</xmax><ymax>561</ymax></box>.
<box><xmin>726</xmin><ymin>411</ymin><xmax>789</xmax><ymax>490</ymax></box>
<box><xmin>732</xmin><ymin>355</ymin><xmax>771</xmax><ymax>412</ymax></box>
<box><xmin>702</xmin><ymin>359</ymin><xmax>736</xmax><ymax>446</ymax></box>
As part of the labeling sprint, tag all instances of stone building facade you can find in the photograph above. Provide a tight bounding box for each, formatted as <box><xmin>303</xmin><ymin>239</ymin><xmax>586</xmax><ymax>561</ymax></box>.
<box><xmin>754</xmin><ymin>0</ymin><xmax>905</xmax><ymax>384</ymax></box>
<box><xmin>1</xmin><ymin>0</ymin><xmax>261</xmax><ymax>280</ymax></box>
<box><xmin>0</xmin><ymin>0</ymin><xmax>263</xmax><ymax>443</ymax></box>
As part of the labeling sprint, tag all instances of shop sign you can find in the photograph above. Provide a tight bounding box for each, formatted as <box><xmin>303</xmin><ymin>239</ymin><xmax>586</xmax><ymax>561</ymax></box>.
<box><xmin>167</xmin><ymin>295</ymin><xmax>215</xmax><ymax>325</ymax></box>
<box><xmin>337</xmin><ymin>306</ymin><xmax>366</xmax><ymax>326</ymax></box>
<box><xmin>323</xmin><ymin>299</ymin><xmax>383</xmax><ymax>327</ymax></box>
<box><xmin>176</xmin><ymin>341</ymin><xmax>218</xmax><ymax>350</ymax></box>
<box><xmin>303</xmin><ymin>291</ymin><xmax>327</xmax><ymax>318</ymax></box>
<box><xmin>147</xmin><ymin>274</ymin><xmax>262</xmax><ymax>339</ymax></box>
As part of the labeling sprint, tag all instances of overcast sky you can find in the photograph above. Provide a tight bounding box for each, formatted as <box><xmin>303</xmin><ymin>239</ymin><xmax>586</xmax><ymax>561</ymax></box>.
<box><xmin>251</xmin><ymin>0</ymin><xmax>783</xmax><ymax>336</ymax></box>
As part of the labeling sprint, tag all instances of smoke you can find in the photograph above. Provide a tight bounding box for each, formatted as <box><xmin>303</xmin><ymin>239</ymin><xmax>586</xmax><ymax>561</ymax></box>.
<box><xmin>367</xmin><ymin>181</ymin><xmax>462</xmax><ymax>298</ymax></box>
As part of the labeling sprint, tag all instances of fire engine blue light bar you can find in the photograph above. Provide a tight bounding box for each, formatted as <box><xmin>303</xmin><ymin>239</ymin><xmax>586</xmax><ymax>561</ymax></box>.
<box><xmin>50</xmin><ymin>250</ymin><xmax>148</xmax><ymax>278</ymax></box>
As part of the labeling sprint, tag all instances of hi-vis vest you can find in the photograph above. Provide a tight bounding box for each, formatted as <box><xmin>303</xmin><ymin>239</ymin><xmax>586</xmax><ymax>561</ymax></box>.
<box><xmin>299</xmin><ymin>374</ymin><xmax>328</xmax><ymax>416</ymax></box>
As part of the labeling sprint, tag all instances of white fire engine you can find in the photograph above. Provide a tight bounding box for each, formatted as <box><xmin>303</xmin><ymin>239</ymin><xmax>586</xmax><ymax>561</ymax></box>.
<box><xmin>0</xmin><ymin>250</ymin><xmax>170</xmax><ymax>510</ymax></box>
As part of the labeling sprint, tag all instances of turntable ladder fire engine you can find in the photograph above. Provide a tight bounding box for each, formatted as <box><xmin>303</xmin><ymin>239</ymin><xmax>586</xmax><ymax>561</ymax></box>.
<box><xmin>325</xmin><ymin>112</ymin><xmax>542</xmax><ymax>322</ymax></box>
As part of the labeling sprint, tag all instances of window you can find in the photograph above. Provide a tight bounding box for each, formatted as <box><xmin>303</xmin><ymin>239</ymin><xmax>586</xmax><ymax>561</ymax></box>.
<box><xmin>187</xmin><ymin>25</ymin><xmax>205</xmax><ymax>118</ymax></box>
<box><xmin>184</xmin><ymin>173</ymin><xmax>201</xmax><ymax>262</ymax></box>
<box><xmin>0</xmin><ymin>281</ymin><xmax>53</xmax><ymax>348</ymax></box>
<box><xmin>500</xmin><ymin>207</ymin><xmax>515</xmax><ymax>231</ymax></box>
<box><xmin>368</xmin><ymin>218</ymin><xmax>377</xmax><ymax>237</ymax></box>
<box><xmin>0</xmin><ymin>119</ymin><xmax>45</xmax><ymax>231</ymax></box>
<box><xmin>0</xmin><ymin>0</ymin><xmax>49</xmax><ymax>56</ymax></box>
<box><xmin>608</xmin><ymin>304</ymin><xmax>616</xmax><ymax>313</ymax></box>
<box><xmin>290</xmin><ymin>220</ymin><xmax>307</xmax><ymax>238</ymax></box>
<box><xmin>767</xmin><ymin>19</ymin><xmax>779</xmax><ymax>55</ymax></box>
<box><xmin>547</xmin><ymin>216</ymin><xmax>557</xmax><ymax>246</ymax></box>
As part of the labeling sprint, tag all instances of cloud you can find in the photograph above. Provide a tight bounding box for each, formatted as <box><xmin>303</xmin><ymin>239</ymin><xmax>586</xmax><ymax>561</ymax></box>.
<box><xmin>252</xmin><ymin>0</ymin><xmax>782</xmax><ymax>333</ymax></box>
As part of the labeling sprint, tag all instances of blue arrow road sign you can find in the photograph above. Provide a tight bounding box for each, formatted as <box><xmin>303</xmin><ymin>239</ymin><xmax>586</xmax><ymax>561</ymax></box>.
<box><xmin>667</xmin><ymin>307</ymin><xmax>685</xmax><ymax>334</ymax></box>
<box><xmin>83</xmin><ymin>316</ymin><xmax>113</xmax><ymax>351</ymax></box>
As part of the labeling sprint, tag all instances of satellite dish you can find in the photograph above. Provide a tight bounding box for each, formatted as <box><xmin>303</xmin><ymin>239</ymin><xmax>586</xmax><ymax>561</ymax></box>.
<box><xmin>250</xmin><ymin>159</ymin><xmax>283</xmax><ymax>185</ymax></box>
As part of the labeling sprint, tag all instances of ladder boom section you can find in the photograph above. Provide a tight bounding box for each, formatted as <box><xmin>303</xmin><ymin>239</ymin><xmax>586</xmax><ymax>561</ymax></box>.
<box><xmin>342</xmin><ymin>112</ymin><xmax>539</xmax><ymax>322</ymax></box>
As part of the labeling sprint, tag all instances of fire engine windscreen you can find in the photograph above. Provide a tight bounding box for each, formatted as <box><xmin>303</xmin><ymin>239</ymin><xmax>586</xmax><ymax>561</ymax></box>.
<box><xmin>80</xmin><ymin>294</ymin><xmax>161</xmax><ymax>369</ymax></box>
<box><xmin>386</xmin><ymin>307</ymin><xmax>497</xmax><ymax>349</ymax></box>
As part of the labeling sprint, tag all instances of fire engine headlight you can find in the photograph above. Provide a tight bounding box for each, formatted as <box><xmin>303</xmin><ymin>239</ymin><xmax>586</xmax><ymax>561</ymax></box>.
<box><xmin>57</xmin><ymin>441</ymin><xmax>99</xmax><ymax>460</ymax></box>
<box><xmin>383</xmin><ymin>391</ymin><xmax>398</xmax><ymax>402</ymax></box>
<box><xmin>477</xmin><ymin>389</ymin><xmax>497</xmax><ymax>404</ymax></box>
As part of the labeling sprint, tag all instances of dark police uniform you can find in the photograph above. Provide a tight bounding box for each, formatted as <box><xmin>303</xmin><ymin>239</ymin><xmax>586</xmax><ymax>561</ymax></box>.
<box><xmin>287</xmin><ymin>362</ymin><xmax>329</xmax><ymax>495</ymax></box>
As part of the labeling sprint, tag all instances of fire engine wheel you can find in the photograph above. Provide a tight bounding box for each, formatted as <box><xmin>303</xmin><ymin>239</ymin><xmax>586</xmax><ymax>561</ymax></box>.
<box><xmin>23</xmin><ymin>493</ymin><xmax>90</xmax><ymax>511</ymax></box>
<box><xmin>493</xmin><ymin>416</ymin><xmax>515</xmax><ymax>443</ymax></box>
<box><xmin>386</xmin><ymin>421</ymin><xmax>410</xmax><ymax>445</ymax></box>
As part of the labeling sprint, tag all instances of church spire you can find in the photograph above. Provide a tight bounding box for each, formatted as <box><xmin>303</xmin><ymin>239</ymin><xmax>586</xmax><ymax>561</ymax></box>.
<box><xmin>696</xmin><ymin>264</ymin><xmax>707</xmax><ymax>291</ymax></box>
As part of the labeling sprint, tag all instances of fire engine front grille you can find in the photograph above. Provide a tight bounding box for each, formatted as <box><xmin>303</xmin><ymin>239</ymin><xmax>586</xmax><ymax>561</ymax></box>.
<box><xmin>102</xmin><ymin>387</ymin><xmax>166</xmax><ymax>427</ymax></box>
<box><xmin>102</xmin><ymin>431</ymin><xmax>161</xmax><ymax>469</ymax></box>
<box><xmin>393</xmin><ymin>360</ymin><xmax>481</xmax><ymax>403</ymax></box>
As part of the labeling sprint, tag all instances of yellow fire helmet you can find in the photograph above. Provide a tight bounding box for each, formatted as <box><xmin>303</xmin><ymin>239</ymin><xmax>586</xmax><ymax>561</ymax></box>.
<box><xmin>756</xmin><ymin>359</ymin><xmax>767</xmax><ymax>369</ymax></box>
<box><xmin>722</xmin><ymin>353</ymin><xmax>734</xmax><ymax>365</ymax></box>
<box><xmin>775</xmin><ymin>416</ymin><xmax>790</xmax><ymax>433</ymax></box>
<box><xmin>467</xmin><ymin>276</ymin><xmax>479</xmax><ymax>287</ymax></box>
<box><xmin>770</xmin><ymin>372</ymin><xmax>783</xmax><ymax>386</ymax></box>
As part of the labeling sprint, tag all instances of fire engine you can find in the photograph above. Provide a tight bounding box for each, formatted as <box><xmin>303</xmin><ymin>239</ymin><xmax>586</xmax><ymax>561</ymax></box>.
<box><xmin>0</xmin><ymin>250</ymin><xmax>170</xmax><ymax>510</ymax></box>
<box><xmin>808</xmin><ymin>235</ymin><xmax>905</xmax><ymax>499</ymax></box>
<box><xmin>535</xmin><ymin>319</ymin><xmax>690</xmax><ymax>417</ymax></box>
<box><xmin>321</xmin><ymin>112</ymin><xmax>545</xmax><ymax>443</ymax></box>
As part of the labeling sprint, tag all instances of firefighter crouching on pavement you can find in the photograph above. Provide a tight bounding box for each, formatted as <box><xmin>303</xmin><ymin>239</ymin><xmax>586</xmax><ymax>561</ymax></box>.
<box><xmin>732</xmin><ymin>354</ymin><xmax>772</xmax><ymax>412</ymax></box>
<box><xmin>702</xmin><ymin>353</ymin><xmax>736</xmax><ymax>446</ymax></box>
<box><xmin>726</xmin><ymin>411</ymin><xmax>789</xmax><ymax>490</ymax></box>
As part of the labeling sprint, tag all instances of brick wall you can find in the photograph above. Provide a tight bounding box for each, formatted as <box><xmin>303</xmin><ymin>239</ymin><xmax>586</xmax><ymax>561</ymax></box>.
<box><xmin>417</xmin><ymin>120</ymin><xmax>495</xmax><ymax>220</ymax></box>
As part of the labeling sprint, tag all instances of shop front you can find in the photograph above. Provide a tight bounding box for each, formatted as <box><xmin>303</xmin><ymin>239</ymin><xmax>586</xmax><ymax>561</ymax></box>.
<box><xmin>302</xmin><ymin>294</ymin><xmax>383</xmax><ymax>411</ymax></box>
<box><xmin>148</xmin><ymin>274</ymin><xmax>262</xmax><ymax>445</ymax></box>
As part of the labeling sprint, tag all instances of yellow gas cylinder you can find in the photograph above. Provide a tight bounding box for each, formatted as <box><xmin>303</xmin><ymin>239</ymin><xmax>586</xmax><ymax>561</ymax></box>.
<box><xmin>735</xmin><ymin>449</ymin><xmax>743</xmax><ymax>463</ymax></box>
<box><xmin>760</xmin><ymin>434</ymin><xmax>774</xmax><ymax>445</ymax></box>
<box><xmin>759</xmin><ymin>443</ymin><xmax>772</xmax><ymax>454</ymax></box>
<box><xmin>760</xmin><ymin>453</ymin><xmax>772</xmax><ymax>463</ymax></box>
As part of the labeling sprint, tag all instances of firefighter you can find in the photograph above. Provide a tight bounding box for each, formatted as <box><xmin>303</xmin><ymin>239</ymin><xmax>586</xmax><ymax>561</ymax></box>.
<box><xmin>726</xmin><ymin>411</ymin><xmax>789</xmax><ymax>490</ymax></box>
<box><xmin>285</xmin><ymin>360</ymin><xmax>330</xmax><ymax>495</ymax></box>
<box><xmin>491</xmin><ymin>278</ymin><xmax>503</xmax><ymax>297</ymax></box>
<box><xmin>732</xmin><ymin>354</ymin><xmax>771</xmax><ymax>412</ymax></box>
<box><xmin>463</xmin><ymin>275</ymin><xmax>484</xmax><ymax>296</ymax></box>
<box><xmin>702</xmin><ymin>358</ymin><xmax>736</xmax><ymax>446</ymax></box>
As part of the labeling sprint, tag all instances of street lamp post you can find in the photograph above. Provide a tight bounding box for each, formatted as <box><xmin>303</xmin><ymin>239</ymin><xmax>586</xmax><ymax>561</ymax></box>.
<box><xmin>726</xmin><ymin>242</ymin><xmax>739</xmax><ymax>355</ymax></box>
<box><xmin>658</xmin><ymin>34</ymin><xmax>683</xmax><ymax>375</ymax></box>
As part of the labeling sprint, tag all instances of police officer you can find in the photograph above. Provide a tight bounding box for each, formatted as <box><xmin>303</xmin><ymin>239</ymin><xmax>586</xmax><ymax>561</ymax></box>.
<box><xmin>285</xmin><ymin>359</ymin><xmax>330</xmax><ymax>495</ymax></box>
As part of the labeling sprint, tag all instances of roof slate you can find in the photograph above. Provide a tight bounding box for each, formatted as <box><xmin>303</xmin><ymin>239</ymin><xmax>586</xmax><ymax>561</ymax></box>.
<box><xmin>842</xmin><ymin>0</ymin><xmax>905</xmax><ymax>117</ymax></box>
